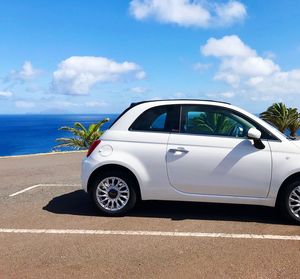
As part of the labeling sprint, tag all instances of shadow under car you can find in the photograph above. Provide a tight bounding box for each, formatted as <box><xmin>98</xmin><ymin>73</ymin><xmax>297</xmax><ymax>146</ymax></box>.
<box><xmin>42</xmin><ymin>190</ymin><xmax>292</xmax><ymax>225</ymax></box>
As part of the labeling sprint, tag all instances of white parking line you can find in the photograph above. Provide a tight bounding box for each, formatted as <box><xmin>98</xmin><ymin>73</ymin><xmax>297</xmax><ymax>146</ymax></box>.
<box><xmin>0</xmin><ymin>228</ymin><xmax>299</xmax><ymax>241</ymax></box>
<box><xmin>9</xmin><ymin>184</ymin><xmax>80</xmax><ymax>197</ymax></box>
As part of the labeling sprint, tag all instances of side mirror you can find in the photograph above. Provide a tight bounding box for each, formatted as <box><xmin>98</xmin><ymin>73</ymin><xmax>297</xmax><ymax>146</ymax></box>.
<box><xmin>247</xmin><ymin>128</ymin><xmax>261</xmax><ymax>140</ymax></box>
<box><xmin>247</xmin><ymin>128</ymin><xmax>265</xmax><ymax>149</ymax></box>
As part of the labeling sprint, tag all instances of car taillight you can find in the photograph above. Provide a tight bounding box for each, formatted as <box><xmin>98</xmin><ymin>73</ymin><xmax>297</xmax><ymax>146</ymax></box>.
<box><xmin>87</xmin><ymin>139</ymin><xmax>101</xmax><ymax>157</ymax></box>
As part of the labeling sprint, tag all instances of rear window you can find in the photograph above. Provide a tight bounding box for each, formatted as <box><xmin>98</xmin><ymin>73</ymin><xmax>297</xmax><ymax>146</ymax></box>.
<box><xmin>129</xmin><ymin>105</ymin><xmax>180</xmax><ymax>132</ymax></box>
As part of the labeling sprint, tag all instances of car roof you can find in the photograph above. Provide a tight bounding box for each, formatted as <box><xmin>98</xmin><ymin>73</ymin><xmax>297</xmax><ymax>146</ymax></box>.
<box><xmin>109</xmin><ymin>99</ymin><xmax>232</xmax><ymax>129</ymax></box>
<box><xmin>108</xmin><ymin>98</ymin><xmax>287</xmax><ymax>142</ymax></box>
<box><xmin>130</xmin><ymin>99</ymin><xmax>231</xmax><ymax>108</ymax></box>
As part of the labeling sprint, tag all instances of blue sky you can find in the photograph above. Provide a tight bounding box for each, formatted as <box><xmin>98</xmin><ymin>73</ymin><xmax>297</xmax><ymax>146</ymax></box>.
<box><xmin>1</xmin><ymin>0</ymin><xmax>300</xmax><ymax>114</ymax></box>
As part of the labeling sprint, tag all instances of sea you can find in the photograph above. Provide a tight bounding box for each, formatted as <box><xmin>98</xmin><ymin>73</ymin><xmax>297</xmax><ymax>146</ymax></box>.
<box><xmin>0</xmin><ymin>114</ymin><xmax>118</xmax><ymax>156</ymax></box>
<box><xmin>0</xmin><ymin>114</ymin><xmax>299</xmax><ymax>157</ymax></box>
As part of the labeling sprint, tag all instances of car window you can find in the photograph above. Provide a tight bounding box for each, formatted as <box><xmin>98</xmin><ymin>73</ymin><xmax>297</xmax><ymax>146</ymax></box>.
<box><xmin>150</xmin><ymin>112</ymin><xmax>167</xmax><ymax>129</ymax></box>
<box><xmin>129</xmin><ymin>105</ymin><xmax>180</xmax><ymax>132</ymax></box>
<box><xmin>181</xmin><ymin>105</ymin><xmax>255</xmax><ymax>138</ymax></box>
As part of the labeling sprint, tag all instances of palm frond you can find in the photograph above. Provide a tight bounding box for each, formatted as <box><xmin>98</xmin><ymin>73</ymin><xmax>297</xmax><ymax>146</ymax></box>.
<box><xmin>260</xmin><ymin>102</ymin><xmax>300</xmax><ymax>135</ymax></box>
<box><xmin>54</xmin><ymin>118</ymin><xmax>109</xmax><ymax>151</ymax></box>
<box><xmin>54</xmin><ymin>137</ymin><xmax>87</xmax><ymax>150</ymax></box>
<box><xmin>74</xmin><ymin>122</ymin><xmax>88</xmax><ymax>133</ymax></box>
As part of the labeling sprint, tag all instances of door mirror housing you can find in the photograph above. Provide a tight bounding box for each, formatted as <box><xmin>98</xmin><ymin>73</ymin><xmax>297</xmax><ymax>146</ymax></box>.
<box><xmin>247</xmin><ymin>128</ymin><xmax>261</xmax><ymax>140</ymax></box>
<box><xmin>248</xmin><ymin>128</ymin><xmax>265</xmax><ymax>149</ymax></box>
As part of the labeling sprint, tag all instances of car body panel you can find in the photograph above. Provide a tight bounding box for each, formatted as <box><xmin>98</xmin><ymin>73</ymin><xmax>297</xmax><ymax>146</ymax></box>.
<box><xmin>166</xmin><ymin>134</ymin><xmax>272</xmax><ymax>197</ymax></box>
<box><xmin>267</xmin><ymin>140</ymin><xmax>300</xmax><ymax>199</ymax></box>
<box><xmin>82</xmin><ymin>130</ymin><xmax>170</xmax><ymax>198</ymax></box>
<box><xmin>81</xmin><ymin>100</ymin><xmax>300</xmax><ymax>209</ymax></box>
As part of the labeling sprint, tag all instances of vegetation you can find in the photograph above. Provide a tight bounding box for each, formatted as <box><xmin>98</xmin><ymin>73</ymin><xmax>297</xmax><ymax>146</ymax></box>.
<box><xmin>287</xmin><ymin>108</ymin><xmax>300</xmax><ymax>137</ymax></box>
<box><xmin>54</xmin><ymin>118</ymin><xmax>109</xmax><ymax>150</ymax></box>
<box><xmin>259</xmin><ymin>103</ymin><xmax>300</xmax><ymax>136</ymax></box>
<box><xmin>53</xmin><ymin>101</ymin><xmax>299</xmax><ymax>152</ymax></box>
<box><xmin>192</xmin><ymin>112</ymin><xmax>235</xmax><ymax>135</ymax></box>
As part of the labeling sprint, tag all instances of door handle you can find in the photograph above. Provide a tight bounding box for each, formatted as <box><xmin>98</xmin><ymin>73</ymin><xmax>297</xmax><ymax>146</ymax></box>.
<box><xmin>168</xmin><ymin>147</ymin><xmax>189</xmax><ymax>153</ymax></box>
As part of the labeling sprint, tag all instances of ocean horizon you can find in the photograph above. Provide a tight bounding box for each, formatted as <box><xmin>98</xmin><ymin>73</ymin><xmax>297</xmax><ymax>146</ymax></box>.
<box><xmin>0</xmin><ymin>114</ymin><xmax>118</xmax><ymax>156</ymax></box>
<box><xmin>0</xmin><ymin>114</ymin><xmax>299</xmax><ymax>157</ymax></box>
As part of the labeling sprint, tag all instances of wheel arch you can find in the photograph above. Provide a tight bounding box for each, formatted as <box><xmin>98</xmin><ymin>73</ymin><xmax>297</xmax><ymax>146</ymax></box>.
<box><xmin>275</xmin><ymin>172</ymin><xmax>300</xmax><ymax>207</ymax></box>
<box><xmin>87</xmin><ymin>164</ymin><xmax>142</xmax><ymax>201</ymax></box>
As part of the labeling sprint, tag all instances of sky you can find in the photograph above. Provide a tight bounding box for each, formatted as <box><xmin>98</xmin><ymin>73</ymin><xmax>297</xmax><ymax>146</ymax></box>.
<box><xmin>1</xmin><ymin>0</ymin><xmax>300</xmax><ymax>114</ymax></box>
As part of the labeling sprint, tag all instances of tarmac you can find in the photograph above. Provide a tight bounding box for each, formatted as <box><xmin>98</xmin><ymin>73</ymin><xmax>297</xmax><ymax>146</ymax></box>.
<box><xmin>0</xmin><ymin>152</ymin><xmax>300</xmax><ymax>278</ymax></box>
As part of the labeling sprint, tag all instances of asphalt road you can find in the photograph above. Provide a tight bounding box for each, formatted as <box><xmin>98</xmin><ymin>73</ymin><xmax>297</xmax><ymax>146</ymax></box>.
<box><xmin>0</xmin><ymin>152</ymin><xmax>300</xmax><ymax>278</ymax></box>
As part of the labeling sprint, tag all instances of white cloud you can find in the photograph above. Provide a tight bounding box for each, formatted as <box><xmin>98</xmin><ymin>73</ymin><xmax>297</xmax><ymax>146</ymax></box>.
<box><xmin>247</xmin><ymin>70</ymin><xmax>300</xmax><ymax>95</ymax></box>
<box><xmin>201</xmin><ymin>35</ymin><xmax>280</xmax><ymax>83</ymax></box>
<box><xmin>15</xmin><ymin>100</ymin><xmax>35</xmax><ymax>108</ymax></box>
<box><xmin>130</xmin><ymin>0</ymin><xmax>210</xmax><ymax>27</ymax></box>
<box><xmin>206</xmin><ymin>91</ymin><xmax>235</xmax><ymax>99</ymax></box>
<box><xmin>135</xmin><ymin>70</ymin><xmax>146</xmax><ymax>79</ymax></box>
<box><xmin>0</xmin><ymin>90</ymin><xmax>13</xmax><ymax>97</ymax></box>
<box><xmin>9</xmin><ymin>61</ymin><xmax>41</xmax><ymax>82</ymax></box>
<box><xmin>37</xmin><ymin>100</ymin><xmax>80</xmax><ymax>110</ymax></box>
<box><xmin>263</xmin><ymin>51</ymin><xmax>276</xmax><ymax>60</ymax></box>
<box><xmin>129</xmin><ymin>0</ymin><xmax>246</xmax><ymax>28</ymax></box>
<box><xmin>214</xmin><ymin>1</ymin><xmax>247</xmax><ymax>26</ymax></box>
<box><xmin>201</xmin><ymin>35</ymin><xmax>255</xmax><ymax>58</ymax></box>
<box><xmin>85</xmin><ymin>101</ymin><xmax>108</xmax><ymax>107</ymax></box>
<box><xmin>130</xmin><ymin>86</ymin><xmax>147</xmax><ymax>94</ymax></box>
<box><xmin>221</xmin><ymin>56</ymin><xmax>279</xmax><ymax>77</ymax></box>
<box><xmin>52</xmin><ymin>56</ymin><xmax>145</xmax><ymax>95</ymax></box>
<box><xmin>201</xmin><ymin>35</ymin><xmax>300</xmax><ymax>100</ymax></box>
<box><xmin>25</xmin><ymin>84</ymin><xmax>45</xmax><ymax>93</ymax></box>
<box><xmin>53</xmin><ymin>101</ymin><xmax>79</xmax><ymax>107</ymax></box>
<box><xmin>221</xmin><ymin>91</ymin><xmax>235</xmax><ymax>98</ymax></box>
<box><xmin>214</xmin><ymin>72</ymin><xmax>240</xmax><ymax>87</ymax></box>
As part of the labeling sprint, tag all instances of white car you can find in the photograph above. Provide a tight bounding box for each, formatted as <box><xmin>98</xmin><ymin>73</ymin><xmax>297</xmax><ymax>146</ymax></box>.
<box><xmin>81</xmin><ymin>100</ymin><xmax>300</xmax><ymax>224</ymax></box>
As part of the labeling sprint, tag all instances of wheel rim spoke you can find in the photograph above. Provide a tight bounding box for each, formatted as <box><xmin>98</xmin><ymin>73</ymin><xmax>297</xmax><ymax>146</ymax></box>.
<box><xmin>289</xmin><ymin>197</ymin><xmax>299</xmax><ymax>203</ymax></box>
<box><xmin>96</xmin><ymin>177</ymin><xmax>130</xmax><ymax>212</ymax></box>
<box><xmin>289</xmin><ymin>186</ymin><xmax>300</xmax><ymax>218</ymax></box>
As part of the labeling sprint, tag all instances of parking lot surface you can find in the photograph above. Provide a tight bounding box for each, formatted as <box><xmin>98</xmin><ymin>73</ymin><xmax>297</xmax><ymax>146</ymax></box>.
<box><xmin>1</xmin><ymin>152</ymin><xmax>300</xmax><ymax>278</ymax></box>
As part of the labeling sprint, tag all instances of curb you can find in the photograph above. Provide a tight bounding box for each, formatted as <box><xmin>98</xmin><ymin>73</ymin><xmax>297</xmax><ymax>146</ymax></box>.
<box><xmin>0</xmin><ymin>150</ymin><xmax>86</xmax><ymax>159</ymax></box>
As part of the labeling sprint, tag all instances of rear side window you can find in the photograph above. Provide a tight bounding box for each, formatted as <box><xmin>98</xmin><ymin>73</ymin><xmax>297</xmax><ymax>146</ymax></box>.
<box><xmin>129</xmin><ymin>105</ymin><xmax>180</xmax><ymax>132</ymax></box>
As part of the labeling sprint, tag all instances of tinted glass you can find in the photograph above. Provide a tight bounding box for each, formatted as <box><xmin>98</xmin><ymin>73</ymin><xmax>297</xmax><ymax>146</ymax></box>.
<box><xmin>181</xmin><ymin>105</ymin><xmax>255</xmax><ymax>138</ymax></box>
<box><xmin>129</xmin><ymin>105</ymin><xmax>179</xmax><ymax>132</ymax></box>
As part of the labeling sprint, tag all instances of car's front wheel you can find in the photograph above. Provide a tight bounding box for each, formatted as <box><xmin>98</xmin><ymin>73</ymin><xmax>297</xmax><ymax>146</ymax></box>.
<box><xmin>91</xmin><ymin>170</ymin><xmax>137</xmax><ymax>216</ymax></box>
<box><xmin>279</xmin><ymin>180</ymin><xmax>300</xmax><ymax>224</ymax></box>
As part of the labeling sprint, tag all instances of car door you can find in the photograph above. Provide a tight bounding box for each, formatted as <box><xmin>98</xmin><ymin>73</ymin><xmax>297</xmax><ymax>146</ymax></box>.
<box><xmin>166</xmin><ymin>105</ymin><xmax>272</xmax><ymax>198</ymax></box>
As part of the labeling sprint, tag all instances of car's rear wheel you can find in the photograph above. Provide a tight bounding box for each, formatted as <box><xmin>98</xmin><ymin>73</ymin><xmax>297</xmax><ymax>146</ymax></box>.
<box><xmin>279</xmin><ymin>180</ymin><xmax>300</xmax><ymax>224</ymax></box>
<box><xmin>91</xmin><ymin>170</ymin><xmax>137</xmax><ymax>216</ymax></box>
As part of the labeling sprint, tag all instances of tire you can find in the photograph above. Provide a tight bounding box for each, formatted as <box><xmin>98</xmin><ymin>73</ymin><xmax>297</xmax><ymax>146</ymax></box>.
<box><xmin>278</xmin><ymin>180</ymin><xmax>300</xmax><ymax>224</ymax></box>
<box><xmin>91</xmin><ymin>170</ymin><xmax>137</xmax><ymax>216</ymax></box>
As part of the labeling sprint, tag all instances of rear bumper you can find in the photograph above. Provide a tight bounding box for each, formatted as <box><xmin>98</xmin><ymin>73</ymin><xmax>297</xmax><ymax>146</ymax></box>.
<box><xmin>81</xmin><ymin>156</ymin><xmax>97</xmax><ymax>192</ymax></box>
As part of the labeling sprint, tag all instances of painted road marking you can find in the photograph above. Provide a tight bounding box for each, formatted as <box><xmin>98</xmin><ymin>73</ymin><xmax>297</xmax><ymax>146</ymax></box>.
<box><xmin>9</xmin><ymin>184</ymin><xmax>80</xmax><ymax>197</ymax></box>
<box><xmin>0</xmin><ymin>228</ymin><xmax>299</xmax><ymax>241</ymax></box>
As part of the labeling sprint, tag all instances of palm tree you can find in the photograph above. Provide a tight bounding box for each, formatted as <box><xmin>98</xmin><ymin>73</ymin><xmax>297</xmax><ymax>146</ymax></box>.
<box><xmin>192</xmin><ymin>112</ymin><xmax>234</xmax><ymax>134</ymax></box>
<box><xmin>259</xmin><ymin>103</ymin><xmax>291</xmax><ymax>133</ymax></box>
<box><xmin>54</xmin><ymin>118</ymin><xmax>109</xmax><ymax>150</ymax></box>
<box><xmin>287</xmin><ymin>108</ymin><xmax>300</xmax><ymax>137</ymax></box>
